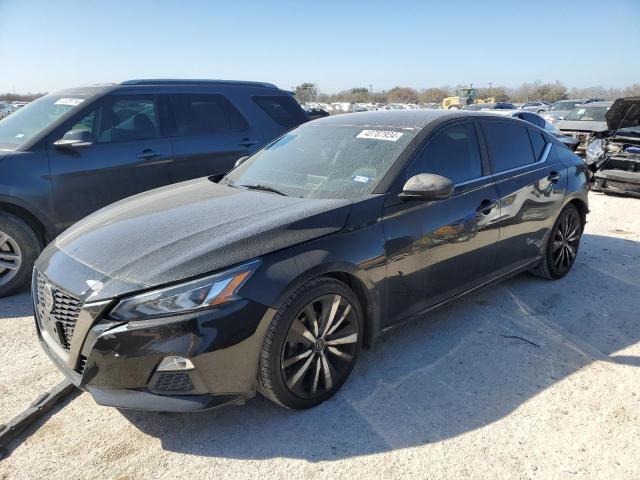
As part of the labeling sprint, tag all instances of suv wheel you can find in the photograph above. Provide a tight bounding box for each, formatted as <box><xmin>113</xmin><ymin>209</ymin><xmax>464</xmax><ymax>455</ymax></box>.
<box><xmin>258</xmin><ymin>277</ymin><xmax>363</xmax><ymax>409</ymax></box>
<box><xmin>0</xmin><ymin>212</ymin><xmax>41</xmax><ymax>297</ymax></box>
<box><xmin>530</xmin><ymin>204</ymin><xmax>583</xmax><ymax>280</ymax></box>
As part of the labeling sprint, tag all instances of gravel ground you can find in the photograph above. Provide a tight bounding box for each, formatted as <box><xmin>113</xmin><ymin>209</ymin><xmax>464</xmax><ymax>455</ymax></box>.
<box><xmin>1</xmin><ymin>191</ymin><xmax>639</xmax><ymax>479</ymax></box>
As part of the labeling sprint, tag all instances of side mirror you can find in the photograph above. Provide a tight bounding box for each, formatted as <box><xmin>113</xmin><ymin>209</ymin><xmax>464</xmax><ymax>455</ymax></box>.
<box><xmin>53</xmin><ymin>129</ymin><xmax>95</xmax><ymax>149</ymax></box>
<box><xmin>234</xmin><ymin>155</ymin><xmax>250</xmax><ymax>168</ymax></box>
<box><xmin>399</xmin><ymin>173</ymin><xmax>454</xmax><ymax>201</ymax></box>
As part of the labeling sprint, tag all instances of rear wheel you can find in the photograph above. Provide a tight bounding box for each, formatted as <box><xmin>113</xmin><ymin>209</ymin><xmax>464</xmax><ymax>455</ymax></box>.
<box><xmin>530</xmin><ymin>204</ymin><xmax>582</xmax><ymax>280</ymax></box>
<box><xmin>0</xmin><ymin>212</ymin><xmax>41</xmax><ymax>297</ymax></box>
<box><xmin>258</xmin><ymin>277</ymin><xmax>362</xmax><ymax>409</ymax></box>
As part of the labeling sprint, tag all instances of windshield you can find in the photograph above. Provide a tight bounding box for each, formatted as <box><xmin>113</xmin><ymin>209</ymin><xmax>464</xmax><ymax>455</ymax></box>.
<box><xmin>564</xmin><ymin>106</ymin><xmax>609</xmax><ymax>122</ymax></box>
<box><xmin>0</xmin><ymin>94</ymin><xmax>90</xmax><ymax>150</ymax></box>
<box><xmin>549</xmin><ymin>101</ymin><xmax>581</xmax><ymax>112</ymax></box>
<box><xmin>224</xmin><ymin>124</ymin><xmax>418</xmax><ymax>199</ymax></box>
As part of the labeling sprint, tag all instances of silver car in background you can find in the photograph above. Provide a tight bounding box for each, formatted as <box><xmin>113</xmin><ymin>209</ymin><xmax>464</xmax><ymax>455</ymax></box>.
<box><xmin>556</xmin><ymin>101</ymin><xmax>612</xmax><ymax>153</ymax></box>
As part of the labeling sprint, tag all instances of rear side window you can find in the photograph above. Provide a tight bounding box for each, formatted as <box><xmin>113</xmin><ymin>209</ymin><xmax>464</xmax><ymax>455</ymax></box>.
<box><xmin>518</xmin><ymin>112</ymin><xmax>545</xmax><ymax>128</ymax></box>
<box><xmin>253</xmin><ymin>95</ymin><xmax>307</xmax><ymax>128</ymax></box>
<box><xmin>170</xmin><ymin>94</ymin><xmax>247</xmax><ymax>136</ymax></box>
<box><xmin>408</xmin><ymin>122</ymin><xmax>482</xmax><ymax>184</ymax></box>
<box><xmin>482</xmin><ymin>121</ymin><xmax>536</xmax><ymax>173</ymax></box>
<box><xmin>528</xmin><ymin>129</ymin><xmax>547</xmax><ymax>160</ymax></box>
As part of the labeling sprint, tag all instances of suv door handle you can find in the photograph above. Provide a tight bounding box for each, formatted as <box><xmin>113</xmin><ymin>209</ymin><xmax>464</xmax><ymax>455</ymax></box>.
<box><xmin>476</xmin><ymin>198</ymin><xmax>497</xmax><ymax>215</ymax></box>
<box><xmin>547</xmin><ymin>171</ymin><xmax>561</xmax><ymax>183</ymax></box>
<box><xmin>238</xmin><ymin>138</ymin><xmax>258</xmax><ymax>147</ymax></box>
<box><xmin>137</xmin><ymin>149</ymin><xmax>162</xmax><ymax>159</ymax></box>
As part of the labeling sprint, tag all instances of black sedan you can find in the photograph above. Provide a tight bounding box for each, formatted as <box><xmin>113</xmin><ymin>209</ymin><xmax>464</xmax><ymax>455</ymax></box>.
<box><xmin>34</xmin><ymin>110</ymin><xmax>589</xmax><ymax>412</ymax></box>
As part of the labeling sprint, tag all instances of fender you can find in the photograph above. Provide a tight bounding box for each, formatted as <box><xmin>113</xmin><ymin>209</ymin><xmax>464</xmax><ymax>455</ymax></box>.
<box><xmin>0</xmin><ymin>193</ymin><xmax>57</xmax><ymax>241</ymax></box>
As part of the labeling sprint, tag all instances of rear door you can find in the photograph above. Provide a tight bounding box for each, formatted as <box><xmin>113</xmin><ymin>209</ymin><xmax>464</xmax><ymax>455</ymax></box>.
<box><xmin>382</xmin><ymin>120</ymin><xmax>501</xmax><ymax>324</ymax></box>
<box><xmin>480</xmin><ymin>119</ymin><xmax>567</xmax><ymax>272</ymax></box>
<box><xmin>47</xmin><ymin>93</ymin><xmax>172</xmax><ymax>229</ymax></box>
<box><xmin>166</xmin><ymin>92</ymin><xmax>264</xmax><ymax>182</ymax></box>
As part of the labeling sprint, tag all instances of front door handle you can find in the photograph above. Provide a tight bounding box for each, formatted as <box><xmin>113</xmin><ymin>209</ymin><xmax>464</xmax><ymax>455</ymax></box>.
<box><xmin>547</xmin><ymin>171</ymin><xmax>561</xmax><ymax>183</ymax></box>
<box><xmin>238</xmin><ymin>138</ymin><xmax>258</xmax><ymax>147</ymax></box>
<box><xmin>137</xmin><ymin>149</ymin><xmax>162</xmax><ymax>159</ymax></box>
<box><xmin>476</xmin><ymin>198</ymin><xmax>497</xmax><ymax>215</ymax></box>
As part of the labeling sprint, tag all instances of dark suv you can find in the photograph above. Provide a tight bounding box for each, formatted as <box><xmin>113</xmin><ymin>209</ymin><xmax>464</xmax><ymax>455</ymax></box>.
<box><xmin>0</xmin><ymin>79</ymin><xmax>308</xmax><ymax>297</ymax></box>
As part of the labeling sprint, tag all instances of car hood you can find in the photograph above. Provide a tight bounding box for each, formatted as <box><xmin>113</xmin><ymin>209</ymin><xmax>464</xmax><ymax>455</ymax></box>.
<box><xmin>47</xmin><ymin>177</ymin><xmax>353</xmax><ymax>295</ymax></box>
<box><xmin>606</xmin><ymin>97</ymin><xmax>640</xmax><ymax>131</ymax></box>
<box><xmin>556</xmin><ymin>120</ymin><xmax>608</xmax><ymax>132</ymax></box>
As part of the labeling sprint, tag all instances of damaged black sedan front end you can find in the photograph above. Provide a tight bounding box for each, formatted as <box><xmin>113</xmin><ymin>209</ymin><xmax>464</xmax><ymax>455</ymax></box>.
<box><xmin>586</xmin><ymin>97</ymin><xmax>640</xmax><ymax>197</ymax></box>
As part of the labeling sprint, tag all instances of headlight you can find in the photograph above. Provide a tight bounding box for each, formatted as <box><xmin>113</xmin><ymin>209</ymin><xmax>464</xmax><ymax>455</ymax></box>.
<box><xmin>586</xmin><ymin>139</ymin><xmax>604</xmax><ymax>163</ymax></box>
<box><xmin>110</xmin><ymin>260</ymin><xmax>259</xmax><ymax>321</ymax></box>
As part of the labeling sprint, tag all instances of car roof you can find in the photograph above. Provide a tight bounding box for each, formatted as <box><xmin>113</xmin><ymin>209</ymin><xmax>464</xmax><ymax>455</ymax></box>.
<box><xmin>51</xmin><ymin>79</ymin><xmax>285</xmax><ymax>96</ymax></box>
<box><xmin>308</xmin><ymin>109</ymin><xmax>522</xmax><ymax>129</ymax></box>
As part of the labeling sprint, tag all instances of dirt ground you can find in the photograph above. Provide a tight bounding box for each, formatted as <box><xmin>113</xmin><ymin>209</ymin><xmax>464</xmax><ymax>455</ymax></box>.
<box><xmin>0</xmin><ymin>191</ymin><xmax>638</xmax><ymax>480</ymax></box>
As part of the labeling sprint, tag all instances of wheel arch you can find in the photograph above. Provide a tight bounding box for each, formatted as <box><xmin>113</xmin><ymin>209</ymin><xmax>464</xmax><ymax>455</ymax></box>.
<box><xmin>267</xmin><ymin>262</ymin><xmax>382</xmax><ymax>350</ymax></box>
<box><xmin>0</xmin><ymin>199</ymin><xmax>52</xmax><ymax>247</ymax></box>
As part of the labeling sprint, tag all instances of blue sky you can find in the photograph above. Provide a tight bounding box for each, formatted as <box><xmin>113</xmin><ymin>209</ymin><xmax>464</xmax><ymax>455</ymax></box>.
<box><xmin>1</xmin><ymin>0</ymin><xmax>638</xmax><ymax>94</ymax></box>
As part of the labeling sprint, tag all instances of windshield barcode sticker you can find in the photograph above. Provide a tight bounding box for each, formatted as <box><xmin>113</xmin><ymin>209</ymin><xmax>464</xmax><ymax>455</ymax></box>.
<box><xmin>356</xmin><ymin>130</ymin><xmax>404</xmax><ymax>141</ymax></box>
<box><xmin>54</xmin><ymin>98</ymin><xmax>84</xmax><ymax>106</ymax></box>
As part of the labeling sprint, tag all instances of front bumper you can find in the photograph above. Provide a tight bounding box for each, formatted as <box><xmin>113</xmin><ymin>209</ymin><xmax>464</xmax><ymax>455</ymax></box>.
<box><xmin>35</xmin><ymin>277</ymin><xmax>275</xmax><ymax>412</ymax></box>
<box><xmin>592</xmin><ymin>169</ymin><xmax>640</xmax><ymax>198</ymax></box>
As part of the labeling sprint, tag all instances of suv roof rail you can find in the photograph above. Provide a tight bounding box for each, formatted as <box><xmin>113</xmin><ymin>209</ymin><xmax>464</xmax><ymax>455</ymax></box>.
<box><xmin>120</xmin><ymin>79</ymin><xmax>280</xmax><ymax>89</ymax></box>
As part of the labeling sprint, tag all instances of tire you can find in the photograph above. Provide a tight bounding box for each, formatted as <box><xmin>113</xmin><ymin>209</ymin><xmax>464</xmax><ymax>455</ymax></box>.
<box><xmin>530</xmin><ymin>204</ymin><xmax>582</xmax><ymax>280</ymax></box>
<box><xmin>0</xmin><ymin>212</ymin><xmax>41</xmax><ymax>297</ymax></box>
<box><xmin>257</xmin><ymin>276</ymin><xmax>363</xmax><ymax>410</ymax></box>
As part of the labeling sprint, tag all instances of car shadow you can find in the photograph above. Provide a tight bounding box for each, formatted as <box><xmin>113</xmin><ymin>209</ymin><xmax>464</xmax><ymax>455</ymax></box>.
<box><xmin>104</xmin><ymin>233</ymin><xmax>640</xmax><ymax>460</ymax></box>
<box><xmin>0</xmin><ymin>291</ymin><xmax>33</xmax><ymax>319</ymax></box>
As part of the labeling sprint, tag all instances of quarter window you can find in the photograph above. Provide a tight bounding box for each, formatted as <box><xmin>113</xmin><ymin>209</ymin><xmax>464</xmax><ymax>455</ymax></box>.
<box><xmin>482</xmin><ymin>121</ymin><xmax>536</xmax><ymax>172</ymax></box>
<box><xmin>528</xmin><ymin>129</ymin><xmax>547</xmax><ymax>161</ymax></box>
<box><xmin>170</xmin><ymin>94</ymin><xmax>247</xmax><ymax>135</ymax></box>
<box><xmin>408</xmin><ymin>122</ymin><xmax>482</xmax><ymax>184</ymax></box>
<box><xmin>253</xmin><ymin>95</ymin><xmax>307</xmax><ymax>128</ymax></box>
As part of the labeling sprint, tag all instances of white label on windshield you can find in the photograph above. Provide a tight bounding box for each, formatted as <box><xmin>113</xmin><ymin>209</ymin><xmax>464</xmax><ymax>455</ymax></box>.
<box><xmin>54</xmin><ymin>98</ymin><xmax>84</xmax><ymax>106</ymax></box>
<box><xmin>356</xmin><ymin>130</ymin><xmax>404</xmax><ymax>141</ymax></box>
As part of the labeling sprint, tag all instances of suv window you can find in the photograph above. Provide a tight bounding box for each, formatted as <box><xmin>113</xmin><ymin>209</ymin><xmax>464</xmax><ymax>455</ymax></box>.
<box><xmin>482</xmin><ymin>121</ymin><xmax>536</xmax><ymax>172</ymax></box>
<box><xmin>170</xmin><ymin>94</ymin><xmax>247</xmax><ymax>135</ymax></box>
<box><xmin>253</xmin><ymin>95</ymin><xmax>307</xmax><ymax>128</ymax></box>
<box><xmin>68</xmin><ymin>95</ymin><xmax>159</xmax><ymax>143</ymax></box>
<box><xmin>408</xmin><ymin>122</ymin><xmax>482</xmax><ymax>184</ymax></box>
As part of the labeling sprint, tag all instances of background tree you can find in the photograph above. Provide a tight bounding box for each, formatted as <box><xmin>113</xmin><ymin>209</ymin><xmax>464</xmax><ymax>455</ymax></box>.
<box><xmin>418</xmin><ymin>87</ymin><xmax>449</xmax><ymax>104</ymax></box>
<box><xmin>294</xmin><ymin>83</ymin><xmax>319</xmax><ymax>104</ymax></box>
<box><xmin>623</xmin><ymin>84</ymin><xmax>640</xmax><ymax>97</ymax></box>
<box><xmin>387</xmin><ymin>86</ymin><xmax>419</xmax><ymax>104</ymax></box>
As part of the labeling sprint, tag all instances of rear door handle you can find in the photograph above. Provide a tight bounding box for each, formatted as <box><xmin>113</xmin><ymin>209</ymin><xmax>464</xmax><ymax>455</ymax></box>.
<box><xmin>137</xmin><ymin>149</ymin><xmax>162</xmax><ymax>159</ymax></box>
<box><xmin>238</xmin><ymin>138</ymin><xmax>258</xmax><ymax>147</ymax></box>
<box><xmin>476</xmin><ymin>198</ymin><xmax>497</xmax><ymax>215</ymax></box>
<box><xmin>547</xmin><ymin>171</ymin><xmax>561</xmax><ymax>183</ymax></box>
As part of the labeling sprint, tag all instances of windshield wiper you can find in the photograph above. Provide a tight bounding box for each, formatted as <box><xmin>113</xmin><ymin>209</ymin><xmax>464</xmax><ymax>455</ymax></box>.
<box><xmin>239</xmin><ymin>184</ymin><xmax>288</xmax><ymax>196</ymax></box>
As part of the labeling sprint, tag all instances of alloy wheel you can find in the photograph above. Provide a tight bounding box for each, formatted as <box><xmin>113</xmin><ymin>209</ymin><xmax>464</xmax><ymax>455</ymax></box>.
<box><xmin>281</xmin><ymin>294</ymin><xmax>358</xmax><ymax>399</ymax></box>
<box><xmin>0</xmin><ymin>230</ymin><xmax>22</xmax><ymax>287</ymax></box>
<box><xmin>552</xmin><ymin>209</ymin><xmax>581</xmax><ymax>275</ymax></box>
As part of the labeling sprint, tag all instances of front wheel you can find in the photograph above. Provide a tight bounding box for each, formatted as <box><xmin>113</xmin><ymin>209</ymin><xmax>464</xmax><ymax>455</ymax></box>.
<box><xmin>257</xmin><ymin>277</ymin><xmax>363</xmax><ymax>409</ymax></box>
<box><xmin>530</xmin><ymin>204</ymin><xmax>583</xmax><ymax>280</ymax></box>
<box><xmin>0</xmin><ymin>212</ymin><xmax>41</xmax><ymax>297</ymax></box>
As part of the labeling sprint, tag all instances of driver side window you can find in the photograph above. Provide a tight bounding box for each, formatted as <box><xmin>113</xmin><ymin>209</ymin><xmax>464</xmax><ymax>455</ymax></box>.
<box><xmin>64</xmin><ymin>95</ymin><xmax>159</xmax><ymax>144</ymax></box>
<box><xmin>407</xmin><ymin>122</ymin><xmax>482</xmax><ymax>185</ymax></box>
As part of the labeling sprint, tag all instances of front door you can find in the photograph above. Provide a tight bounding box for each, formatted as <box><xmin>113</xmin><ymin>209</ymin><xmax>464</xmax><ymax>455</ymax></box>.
<box><xmin>47</xmin><ymin>94</ymin><xmax>173</xmax><ymax>230</ymax></box>
<box><xmin>383</xmin><ymin>120</ymin><xmax>501</xmax><ymax>325</ymax></box>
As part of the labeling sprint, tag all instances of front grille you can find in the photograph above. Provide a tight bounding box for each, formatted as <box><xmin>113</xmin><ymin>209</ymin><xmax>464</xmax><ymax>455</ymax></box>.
<box><xmin>35</xmin><ymin>272</ymin><xmax>83</xmax><ymax>349</ymax></box>
<box><xmin>153</xmin><ymin>373</ymin><xmax>195</xmax><ymax>392</ymax></box>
